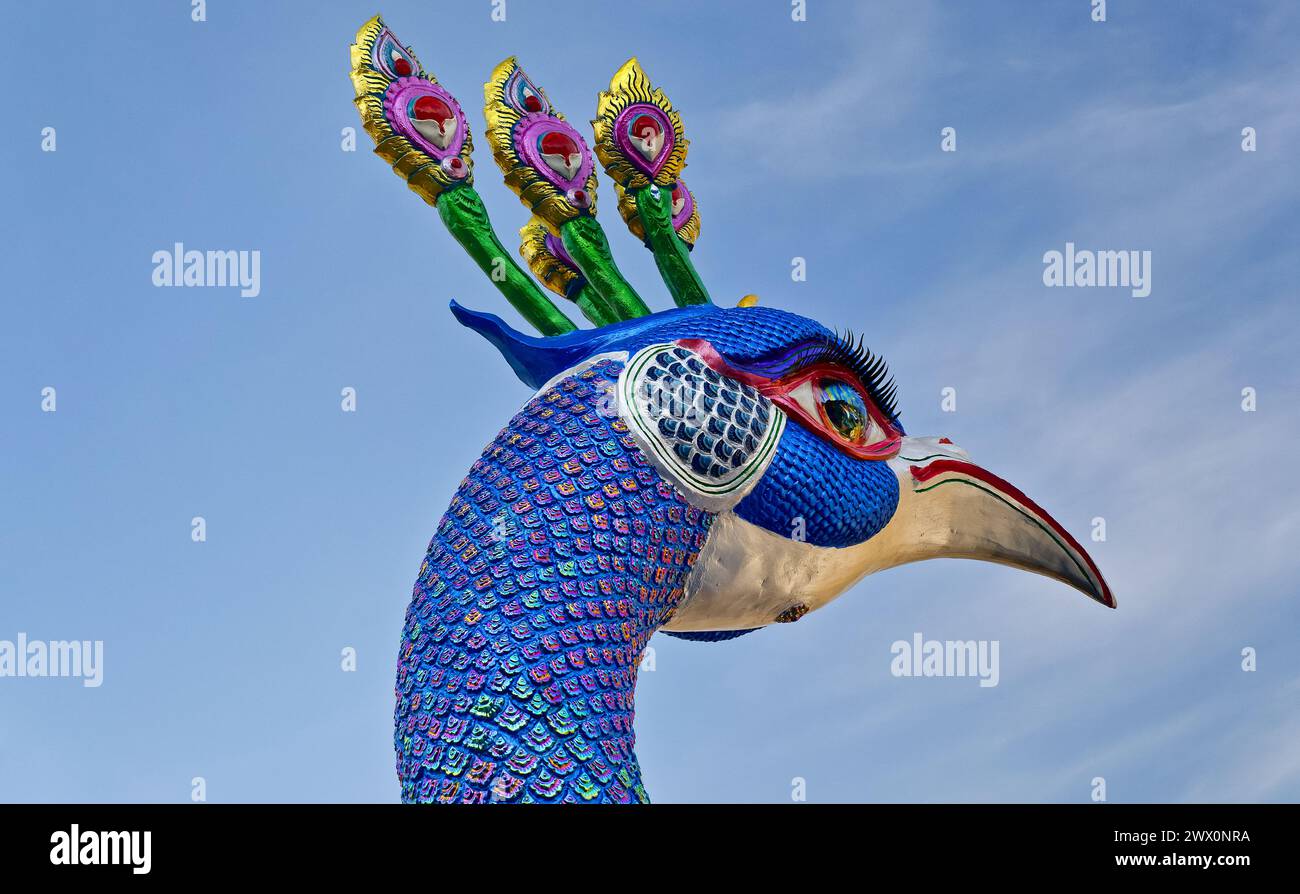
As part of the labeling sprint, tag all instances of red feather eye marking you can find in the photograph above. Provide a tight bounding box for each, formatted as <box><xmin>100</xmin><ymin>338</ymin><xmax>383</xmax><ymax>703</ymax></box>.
<box><xmin>671</xmin><ymin>184</ymin><xmax>686</xmax><ymax>216</ymax></box>
<box><xmin>538</xmin><ymin>131</ymin><xmax>582</xmax><ymax>179</ymax></box>
<box><xmin>628</xmin><ymin>113</ymin><xmax>665</xmax><ymax>162</ymax></box>
<box><xmin>408</xmin><ymin>94</ymin><xmax>458</xmax><ymax>149</ymax></box>
<box><xmin>676</xmin><ymin>338</ymin><xmax>902</xmax><ymax>461</ymax></box>
<box><xmin>540</xmin><ymin>131</ymin><xmax>577</xmax><ymax>156</ymax></box>
<box><xmin>378</xmin><ymin>36</ymin><xmax>416</xmax><ymax>79</ymax></box>
<box><xmin>506</xmin><ymin>70</ymin><xmax>548</xmax><ymax>115</ymax></box>
<box><xmin>413</xmin><ymin>95</ymin><xmax>451</xmax><ymax>122</ymax></box>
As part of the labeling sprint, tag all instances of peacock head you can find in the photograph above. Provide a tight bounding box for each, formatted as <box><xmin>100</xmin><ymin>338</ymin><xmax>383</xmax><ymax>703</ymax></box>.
<box><xmin>351</xmin><ymin>14</ymin><xmax>1113</xmax><ymax>640</ymax></box>
<box><xmin>454</xmin><ymin>298</ymin><xmax>1113</xmax><ymax>637</ymax></box>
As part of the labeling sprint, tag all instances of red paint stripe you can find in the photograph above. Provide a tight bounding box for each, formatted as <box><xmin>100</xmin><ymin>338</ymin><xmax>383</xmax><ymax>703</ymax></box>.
<box><xmin>910</xmin><ymin>459</ymin><xmax>1115</xmax><ymax>608</ymax></box>
<box><xmin>676</xmin><ymin>338</ymin><xmax>901</xmax><ymax>460</ymax></box>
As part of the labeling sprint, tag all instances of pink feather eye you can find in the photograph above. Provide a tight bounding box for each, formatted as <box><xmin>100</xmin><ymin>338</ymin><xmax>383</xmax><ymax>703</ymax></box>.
<box><xmin>520</xmin><ymin>85</ymin><xmax>544</xmax><ymax>112</ymax></box>
<box><xmin>627</xmin><ymin>113</ymin><xmax>665</xmax><ymax>163</ymax></box>
<box><xmin>378</xmin><ymin>36</ymin><xmax>417</xmax><ymax>79</ymax></box>
<box><xmin>505</xmin><ymin>68</ymin><xmax>549</xmax><ymax>114</ymax></box>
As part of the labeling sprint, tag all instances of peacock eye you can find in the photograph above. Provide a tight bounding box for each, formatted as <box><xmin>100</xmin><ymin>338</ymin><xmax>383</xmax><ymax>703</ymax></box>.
<box><xmin>822</xmin><ymin>390</ymin><xmax>864</xmax><ymax>440</ymax></box>
<box><xmin>787</xmin><ymin>377</ymin><xmax>883</xmax><ymax>446</ymax></box>
<box><xmin>821</xmin><ymin>379</ymin><xmax>873</xmax><ymax>441</ymax></box>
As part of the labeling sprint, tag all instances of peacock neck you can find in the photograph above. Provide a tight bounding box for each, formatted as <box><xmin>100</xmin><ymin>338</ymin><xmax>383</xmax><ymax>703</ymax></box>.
<box><xmin>394</xmin><ymin>358</ymin><xmax>713</xmax><ymax>803</ymax></box>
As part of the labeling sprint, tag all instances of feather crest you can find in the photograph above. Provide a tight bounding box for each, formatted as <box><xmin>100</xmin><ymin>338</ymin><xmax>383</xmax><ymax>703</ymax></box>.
<box><xmin>350</xmin><ymin>15</ymin><xmax>474</xmax><ymax>205</ymax></box>
<box><xmin>484</xmin><ymin>58</ymin><xmax>600</xmax><ymax>231</ymax></box>
<box><xmin>592</xmin><ymin>58</ymin><xmax>689</xmax><ymax>190</ymax></box>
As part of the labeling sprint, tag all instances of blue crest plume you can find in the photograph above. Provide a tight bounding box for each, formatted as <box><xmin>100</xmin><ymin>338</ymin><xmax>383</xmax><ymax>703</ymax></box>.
<box><xmin>450</xmin><ymin>301</ymin><xmax>715</xmax><ymax>388</ymax></box>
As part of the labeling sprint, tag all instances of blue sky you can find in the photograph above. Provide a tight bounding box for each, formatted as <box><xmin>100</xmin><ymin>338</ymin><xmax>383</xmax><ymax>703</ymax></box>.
<box><xmin>2</xmin><ymin>0</ymin><xmax>1297</xmax><ymax>802</ymax></box>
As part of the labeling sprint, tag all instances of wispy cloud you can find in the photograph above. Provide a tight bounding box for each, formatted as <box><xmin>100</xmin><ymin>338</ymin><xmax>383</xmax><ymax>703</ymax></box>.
<box><xmin>647</xmin><ymin>2</ymin><xmax>1300</xmax><ymax>804</ymax></box>
<box><xmin>711</xmin><ymin>2</ymin><xmax>944</xmax><ymax>181</ymax></box>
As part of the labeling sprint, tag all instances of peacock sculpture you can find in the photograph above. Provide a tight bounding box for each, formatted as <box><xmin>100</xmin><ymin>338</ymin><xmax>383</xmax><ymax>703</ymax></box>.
<box><xmin>349</xmin><ymin>15</ymin><xmax>1114</xmax><ymax>804</ymax></box>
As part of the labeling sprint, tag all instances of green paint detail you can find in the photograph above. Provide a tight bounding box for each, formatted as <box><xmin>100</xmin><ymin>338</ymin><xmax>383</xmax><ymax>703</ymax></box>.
<box><xmin>561</xmin><ymin>216</ymin><xmax>652</xmax><ymax>321</ymax></box>
<box><xmin>635</xmin><ymin>184</ymin><xmax>710</xmax><ymax>307</ymax></box>
<box><xmin>913</xmin><ymin>476</ymin><xmax>1098</xmax><ymax>599</ymax></box>
<box><xmin>437</xmin><ymin>187</ymin><xmax>577</xmax><ymax>336</ymax></box>
<box><xmin>568</xmin><ymin>281</ymin><xmax>619</xmax><ymax>327</ymax></box>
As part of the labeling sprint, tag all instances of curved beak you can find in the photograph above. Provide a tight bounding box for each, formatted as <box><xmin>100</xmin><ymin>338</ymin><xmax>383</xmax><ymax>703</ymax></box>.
<box><xmin>876</xmin><ymin>437</ymin><xmax>1115</xmax><ymax>608</ymax></box>
<box><xmin>659</xmin><ymin>433</ymin><xmax>1114</xmax><ymax>634</ymax></box>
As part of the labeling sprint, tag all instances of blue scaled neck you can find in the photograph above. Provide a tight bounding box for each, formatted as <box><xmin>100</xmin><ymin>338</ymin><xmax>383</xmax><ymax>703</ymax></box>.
<box><xmin>395</xmin><ymin>357</ymin><xmax>714</xmax><ymax>803</ymax></box>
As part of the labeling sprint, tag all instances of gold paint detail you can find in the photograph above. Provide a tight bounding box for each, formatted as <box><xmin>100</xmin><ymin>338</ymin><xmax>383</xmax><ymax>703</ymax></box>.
<box><xmin>593</xmin><ymin>58</ymin><xmax>689</xmax><ymax>191</ymax></box>
<box><xmin>737</xmin><ymin>294</ymin><xmax>760</xmax><ymax>308</ymax></box>
<box><xmin>349</xmin><ymin>15</ymin><xmax>474</xmax><ymax>206</ymax></box>
<box><xmin>484</xmin><ymin>57</ymin><xmax>598</xmax><ymax>231</ymax></box>
<box><xmin>519</xmin><ymin>216</ymin><xmax>580</xmax><ymax>298</ymax></box>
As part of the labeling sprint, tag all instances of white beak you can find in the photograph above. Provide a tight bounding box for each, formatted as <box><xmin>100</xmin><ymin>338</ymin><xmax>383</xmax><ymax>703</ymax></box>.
<box><xmin>662</xmin><ymin>435</ymin><xmax>1113</xmax><ymax>634</ymax></box>
<box><xmin>876</xmin><ymin>437</ymin><xmax>1114</xmax><ymax>608</ymax></box>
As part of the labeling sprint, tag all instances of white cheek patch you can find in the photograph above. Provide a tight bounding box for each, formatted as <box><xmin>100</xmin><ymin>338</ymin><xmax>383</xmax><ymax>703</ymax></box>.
<box><xmin>617</xmin><ymin>342</ymin><xmax>786</xmax><ymax>513</ymax></box>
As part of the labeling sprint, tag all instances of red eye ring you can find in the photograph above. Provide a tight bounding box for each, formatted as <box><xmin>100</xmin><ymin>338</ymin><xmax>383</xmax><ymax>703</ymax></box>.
<box><xmin>676</xmin><ymin>338</ymin><xmax>902</xmax><ymax>460</ymax></box>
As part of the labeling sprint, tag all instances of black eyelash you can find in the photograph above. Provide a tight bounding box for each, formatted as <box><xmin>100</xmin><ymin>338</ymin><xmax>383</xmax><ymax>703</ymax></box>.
<box><xmin>810</xmin><ymin>330</ymin><xmax>900</xmax><ymax>423</ymax></box>
<box><xmin>744</xmin><ymin>330</ymin><xmax>900</xmax><ymax>424</ymax></box>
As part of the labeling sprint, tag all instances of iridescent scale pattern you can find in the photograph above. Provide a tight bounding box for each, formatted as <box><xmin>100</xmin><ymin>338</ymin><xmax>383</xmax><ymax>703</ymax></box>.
<box><xmin>395</xmin><ymin>359</ymin><xmax>713</xmax><ymax>803</ymax></box>
<box><xmin>639</xmin><ymin>345</ymin><xmax>775</xmax><ymax>481</ymax></box>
